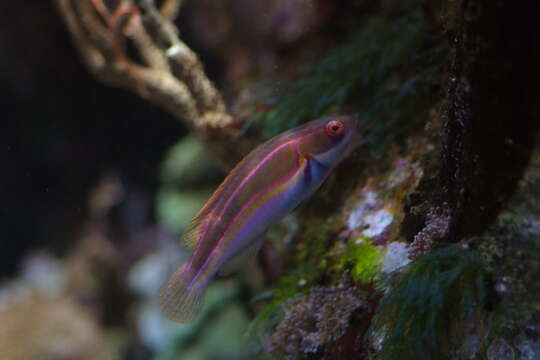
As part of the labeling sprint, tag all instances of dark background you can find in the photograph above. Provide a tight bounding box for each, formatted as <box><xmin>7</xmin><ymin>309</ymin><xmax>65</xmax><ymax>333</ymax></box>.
<box><xmin>0</xmin><ymin>1</ymin><xmax>186</xmax><ymax>277</ymax></box>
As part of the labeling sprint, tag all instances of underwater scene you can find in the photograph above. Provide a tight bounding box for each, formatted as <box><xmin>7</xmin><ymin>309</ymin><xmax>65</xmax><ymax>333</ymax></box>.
<box><xmin>1</xmin><ymin>1</ymin><xmax>539</xmax><ymax>359</ymax></box>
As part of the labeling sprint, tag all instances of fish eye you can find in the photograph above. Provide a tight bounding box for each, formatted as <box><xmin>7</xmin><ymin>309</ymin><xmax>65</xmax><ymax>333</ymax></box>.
<box><xmin>324</xmin><ymin>120</ymin><xmax>345</xmax><ymax>136</ymax></box>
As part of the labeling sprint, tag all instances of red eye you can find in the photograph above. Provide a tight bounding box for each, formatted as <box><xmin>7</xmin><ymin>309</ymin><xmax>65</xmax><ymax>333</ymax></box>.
<box><xmin>325</xmin><ymin>120</ymin><xmax>345</xmax><ymax>136</ymax></box>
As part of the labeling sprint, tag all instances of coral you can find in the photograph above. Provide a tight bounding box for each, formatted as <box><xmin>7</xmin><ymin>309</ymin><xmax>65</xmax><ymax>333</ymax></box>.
<box><xmin>409</xmin><ymin>205</ymin><xmax>451</xmax><ymax>260</ymax></box>
<box><xmin>269</xmin><ymin>285</ymin><xmax>365</xmax><ymax>359</ymax></box>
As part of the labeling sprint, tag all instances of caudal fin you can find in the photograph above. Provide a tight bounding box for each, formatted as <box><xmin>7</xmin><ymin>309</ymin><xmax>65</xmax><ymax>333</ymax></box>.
<box><xmin>159</xmin><ymin>266</ymin><xmax>204</xmax><ymax>322</ymax></box>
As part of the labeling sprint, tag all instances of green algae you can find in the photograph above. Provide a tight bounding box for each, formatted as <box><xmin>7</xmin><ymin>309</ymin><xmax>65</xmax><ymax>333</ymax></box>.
<box><xmin>247</xmin><ymin>12</ymin><xmax>442</xmax><ymax>157</ymax></box>
<box><xmin>295</xmin><ymin>216</ymin><xmax>341</xmax><ymax>283</ymax></box>
<box><xmin>369</xmin><ymin>244</ymin><xmax>490</xmax><ymax>360</ymax></box>
<box><xmin>246</xmin><ymin>216</ymin><xmax>346</xmax><ymax>343</ymax></box>
<box><xmin>339</xmin><ymin>236</ymin><xmax>383</xmax><ymax>283</ymax></box>
<box><xmin>247</xmin><ymin>223</ymin><xmax>383</xmax><ymax>346</ymax></box>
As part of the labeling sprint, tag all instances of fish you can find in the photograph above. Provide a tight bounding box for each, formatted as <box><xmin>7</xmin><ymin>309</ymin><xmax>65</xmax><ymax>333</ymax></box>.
<box><xmin>160</xmin><ymin>115</ymin><xmax>359</xmax><ymax>322</ymax></box>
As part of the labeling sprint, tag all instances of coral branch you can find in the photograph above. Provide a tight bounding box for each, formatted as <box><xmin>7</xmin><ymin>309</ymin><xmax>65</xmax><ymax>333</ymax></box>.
<box><xmin>53</xmin><ymin>0</ymin><xmax>240</xmax><ymax>167</ymax></box>
<box><xmin>159</xmin><ymin>0</ymin><xmax>183</xmax><ymax>20</ymax></box>
<box><xmin>133</xmin><ymin>0</ymin><xmax>226</xmax><ymax>115</ymax></box>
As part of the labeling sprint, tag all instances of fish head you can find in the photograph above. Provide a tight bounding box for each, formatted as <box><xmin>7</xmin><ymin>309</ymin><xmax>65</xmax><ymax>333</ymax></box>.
<box><xmin>298</xmin><ymin>115</ymin><xmax>359</xmax><ymax>167</ymax></box>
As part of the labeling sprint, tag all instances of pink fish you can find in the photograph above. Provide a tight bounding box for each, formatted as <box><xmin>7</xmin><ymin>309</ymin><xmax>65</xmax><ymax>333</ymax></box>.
<box><xmin>160</xmin><ymin>115</ymin><xmax>359</xmax><ymax>321</ymax></box>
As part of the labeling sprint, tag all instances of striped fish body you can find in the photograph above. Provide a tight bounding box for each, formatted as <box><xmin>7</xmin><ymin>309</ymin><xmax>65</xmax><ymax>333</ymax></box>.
<box><xmin>160</xmin><ymin>115</ymin><xmax>358</xmax><ymax>321</ymax></box>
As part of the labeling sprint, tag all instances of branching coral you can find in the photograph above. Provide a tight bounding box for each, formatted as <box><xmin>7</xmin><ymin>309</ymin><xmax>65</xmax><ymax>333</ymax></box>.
<box><xmin>53</xmin><ymin>0</ymin><xmax>244</xmax><ymax>168</ymax></box>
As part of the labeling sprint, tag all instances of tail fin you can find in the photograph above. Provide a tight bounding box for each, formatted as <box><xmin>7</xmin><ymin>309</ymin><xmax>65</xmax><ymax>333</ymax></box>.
<box><xmin>159</xmin><ymin>265</ymin><xmax>205</xmax><ymax>322</ymax></box>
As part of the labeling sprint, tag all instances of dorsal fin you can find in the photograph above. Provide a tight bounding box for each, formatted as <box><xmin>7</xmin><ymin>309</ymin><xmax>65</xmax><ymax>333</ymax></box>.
<box><xmin>180</xmin><ymin>212</ymin><xmax>210</xmax><ymax>250</ymax></box>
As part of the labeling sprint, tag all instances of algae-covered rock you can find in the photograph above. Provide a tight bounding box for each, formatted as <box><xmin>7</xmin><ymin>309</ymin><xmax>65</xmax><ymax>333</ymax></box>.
<box><xmin>269</xmin><ymin>285</ymin><xmax>365</xmax><ymax>359</ymax></box>
<box><xmin>471</xmin><ymin>141</ymin><xmax>540</xmax><ymax>357</ymax></box>
<box><xmin>253</xmin><ymin>0</ymin><xmax>540</xmax><ymax>357</ymax></box>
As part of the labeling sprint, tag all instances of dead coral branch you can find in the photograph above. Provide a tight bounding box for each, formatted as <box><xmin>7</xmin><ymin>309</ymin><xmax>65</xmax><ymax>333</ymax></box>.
<box><xmin>54</xmin><ymin>0</ymin><xmax>241</xmax><ymax>167</ymax></box>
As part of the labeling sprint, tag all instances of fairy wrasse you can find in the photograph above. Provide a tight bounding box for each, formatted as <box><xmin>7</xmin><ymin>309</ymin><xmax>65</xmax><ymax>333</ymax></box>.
<box><xmin>160</xmin><ymin>115</ymin><xmax>359</xmax><ymax>322</ymax></box>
